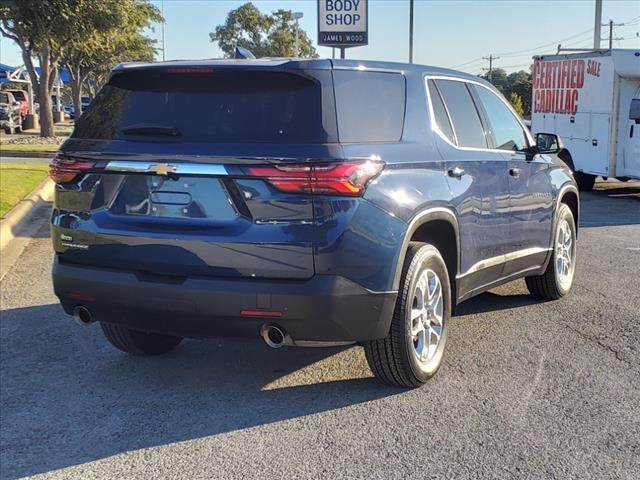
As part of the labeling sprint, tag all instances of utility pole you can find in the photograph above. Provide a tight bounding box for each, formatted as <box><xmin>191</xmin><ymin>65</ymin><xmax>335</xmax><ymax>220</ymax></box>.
<box><xmin>593</xmin><ymin>0</ymin><xmax>602</xmax><ymax>49</ymax></box>
<box><xmin>409</xmin><ymin>0</ymin><xmax>414</xmax><ymax>63</ymax></box>
<box><xmin>605</xmin><ymin>20</ymin><xmax>624</xmax><ymax>49</ymax></box>
<box><xmin>482</xmin><ymin>54</ymin><xmax>500</xmax><ymax>82</ymax></box>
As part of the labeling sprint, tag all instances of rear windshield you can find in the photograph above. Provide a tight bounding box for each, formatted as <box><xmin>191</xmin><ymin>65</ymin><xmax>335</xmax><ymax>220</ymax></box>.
<box><xmin>72</xmin><ymin>69</ymin><xmax>334</xmax><ymax>144</ymax></box>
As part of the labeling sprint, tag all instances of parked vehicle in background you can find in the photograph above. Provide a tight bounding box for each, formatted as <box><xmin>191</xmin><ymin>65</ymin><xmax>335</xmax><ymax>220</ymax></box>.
<box><xmin>64</xmin><ymin>103</ymin><xmax>74</xmax><ymax>118</ymax></box>
<box><xmin>531</xmin><ymin>49</ymin><xmax>640</xmax><ymax>190</ymax></box>
<box><xmin>65</xmin><ymin>96</ymin><xmax>92</xmax><ymax>119</ymax></box>
<box><xmin>50</xmin><ymin>59</ymin><xmax>578</xmax><ymax>388</ymax></box>
<box><xmin>0</xmin><ymin>91</ymin><xmax>23</xmax><ymax>133</ymax></box>
<box><xmin>6</xmin><ymin>89</ymin><xmax>29</xmax><ymax>118</ymax></box>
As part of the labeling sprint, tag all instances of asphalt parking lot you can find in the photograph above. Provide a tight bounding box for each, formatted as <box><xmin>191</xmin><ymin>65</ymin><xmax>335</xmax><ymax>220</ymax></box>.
<box><xmin>1</xmin><ymin>181</ymin><xmax>639</xmax><ymax>479</ymax></box>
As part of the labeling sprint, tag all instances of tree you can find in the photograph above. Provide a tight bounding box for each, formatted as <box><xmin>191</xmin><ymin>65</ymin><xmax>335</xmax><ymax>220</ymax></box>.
<box><xmin>509</xmin><ymin>92</ymin><xmax>525</xmax><ymax>117</ymax></box>
<box><xmin>63</xmin><ymin>0</ymin><xmax>160</xmax><ymax>118</ymax></box>
<box><xmin>481</xmin><ymin>67</ymin><xmax>533</xmax><ymax>116</ymax></box>
<box><xmin>210</xmin><ymin>2</ymin><xmax>318</xmax><ymax>58</ymax></box>
<box><xmin>0</xmin><ymin>0</ymin><xmax>124</xmax><ymax>136</ymax></box>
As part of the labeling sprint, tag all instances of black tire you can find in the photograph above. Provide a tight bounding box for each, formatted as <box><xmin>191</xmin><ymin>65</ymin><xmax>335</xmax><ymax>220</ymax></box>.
<box><xmin>365</xmin><ymin>242</ymin><xmax>451</xmax><ymax>388</ymax></box>
<box><xmin>574</xmin><ymin>172</ymin><xmax>596</xmax><ymax>191</ymax></box>
<box><xmin>100</xmin><ymin>322</ymin><xmax>182</xmax><ymax>355</ymax></box>
<box><xmin>526</xmin><ymin>203</ymin><xmax>576</xmax><ymax>300</ymax></box>
<box><xmin>4</xmin><ymin>127</ymin><xmax>12</xmax><ymax>134</ymax></box>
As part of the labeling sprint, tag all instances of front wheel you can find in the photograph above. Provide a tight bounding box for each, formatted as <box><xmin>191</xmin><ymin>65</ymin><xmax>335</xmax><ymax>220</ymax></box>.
<box><xmin>100</xmin><ymin>322</ymin><xmax>183</xmax><ymax>355</ymax></box>
<box><xmin>526</xmin><ymin>203</ymin><xmax>577</xmax><ymax>299</ymax></box>
<box><xmin>365</xmin><ymin>242</ymin><xmax>450</xmax><ymax>388</ymax></box>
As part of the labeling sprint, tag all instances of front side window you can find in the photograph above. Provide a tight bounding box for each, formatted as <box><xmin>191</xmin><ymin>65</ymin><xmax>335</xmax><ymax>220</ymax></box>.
<box><xmin>435</xmin><ymin>80</ymin><xmax>487</xmax><ymax>148</ymax></box>
<box><xmin>473</xmin><ymin>85</ymin><xmax>529</xmax><ymax>151</ymax></box>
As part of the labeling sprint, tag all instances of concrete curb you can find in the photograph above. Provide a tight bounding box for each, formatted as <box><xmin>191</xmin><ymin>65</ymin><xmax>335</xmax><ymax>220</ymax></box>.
<box><xmin>0</xmin><ymin>151</ymin><xmax>56</xmax><ymax>159</ymax></box>
<box><xmin>0</xmin><ymin>177</ymin><xmax>54</xmax><ymax>251</ymax></box>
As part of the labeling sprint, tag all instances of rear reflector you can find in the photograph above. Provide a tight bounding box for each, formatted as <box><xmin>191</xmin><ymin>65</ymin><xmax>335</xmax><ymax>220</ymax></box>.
<box><xmin>246</xmin><ymin>160</ymin><xmax>384</xmax><ymax>196</ymax></box>
<box><xmin>240</xmin><ymin>310</ymin><xmax>283</xmax><ymax>318</ymax></box>
<box><xmin>49</xmin><ymin>155</ymin><xmax>94</xmax><ymax>183</ymax></box>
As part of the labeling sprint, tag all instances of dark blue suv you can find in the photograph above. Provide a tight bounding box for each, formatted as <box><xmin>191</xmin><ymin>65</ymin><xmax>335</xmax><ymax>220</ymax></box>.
<box><xmin>51</xmin><ymin>59</ymin><xmax>578</xmax><ymax>387</ymax></box>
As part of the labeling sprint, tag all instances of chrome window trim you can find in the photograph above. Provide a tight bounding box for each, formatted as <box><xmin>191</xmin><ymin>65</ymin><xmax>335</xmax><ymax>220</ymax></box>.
<box><xmin>424</xmin><ymin>74</ymin><xmax>535</xmax><ymax>154</ymax></box>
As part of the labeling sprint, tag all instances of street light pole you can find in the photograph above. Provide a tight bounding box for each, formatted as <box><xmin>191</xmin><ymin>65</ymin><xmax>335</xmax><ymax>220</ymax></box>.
<box><xmin>293</xmin><ymin>12</ymin><xmax>303</xmax><ymax>57</ymax></box>
<box><xmin>161</xmin><ymin>0</ymin><xmax>166</xmax><ymax>61</ymax></box>
<box><xmin>593</xmin><ymin>0</ymin><xmax>602</xmax><ymax>49</ymax></box>
<box><xmin>409</xmin><ymin>0</ymin><xmax>414</xmax><ymax>63</ymax></box>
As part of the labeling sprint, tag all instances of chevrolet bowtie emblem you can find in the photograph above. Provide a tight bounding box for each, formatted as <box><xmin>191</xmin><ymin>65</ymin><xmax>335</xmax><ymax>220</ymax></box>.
<box><xmin>148</xmin><ymin>163</ymin><xmax>177</xmax><ymax>176</ymax></box>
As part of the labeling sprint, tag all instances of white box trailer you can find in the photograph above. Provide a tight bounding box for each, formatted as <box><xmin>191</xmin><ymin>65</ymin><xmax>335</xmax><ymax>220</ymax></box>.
<box><xmin>531</xmin><ymin>49</ymin><xmax>640</xmax><ymax>190</ymax></box>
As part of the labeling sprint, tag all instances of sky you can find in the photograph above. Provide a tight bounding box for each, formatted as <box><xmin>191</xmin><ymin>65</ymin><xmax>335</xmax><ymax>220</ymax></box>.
<box><xmin>1</xmin><ymin>0</ymin><xmax>639</xmax><ymax>75</ymax></box>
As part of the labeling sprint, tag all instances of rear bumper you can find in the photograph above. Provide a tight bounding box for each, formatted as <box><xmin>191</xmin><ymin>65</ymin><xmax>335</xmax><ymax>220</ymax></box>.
<box><xmin>53</xmin><ymin>257</ymin><xmax>397</xmax><ymax>342</ymax></box>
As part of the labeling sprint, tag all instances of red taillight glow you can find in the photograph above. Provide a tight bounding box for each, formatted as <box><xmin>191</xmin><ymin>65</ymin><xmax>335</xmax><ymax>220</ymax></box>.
<box><xmin>246</xmin><ymin>161</ymin><xmax>384</xmax><ymax>196</ymax></box>
<box><xmin>49</xmin><ymin>156</ymin><xmax>94</xmax><ymax>183</ymax></box>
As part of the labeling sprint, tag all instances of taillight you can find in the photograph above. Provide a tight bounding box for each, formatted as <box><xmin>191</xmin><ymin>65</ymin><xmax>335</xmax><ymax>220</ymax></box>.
<box><xmin>49</xmin><ymin>155</ymin><xmax>94</xmax><ymax>183</ymax></box>
<box><xmin>246</xmin><ymin>161</ymin><xmax>384</xmax><ymax>196</ymax></box>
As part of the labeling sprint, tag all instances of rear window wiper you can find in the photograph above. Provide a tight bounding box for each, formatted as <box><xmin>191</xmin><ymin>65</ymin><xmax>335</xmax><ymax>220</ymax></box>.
<box><xmin>121</xmin><ymin>124</ymin><xmax>182</xmax><ymax>137</ymax></box>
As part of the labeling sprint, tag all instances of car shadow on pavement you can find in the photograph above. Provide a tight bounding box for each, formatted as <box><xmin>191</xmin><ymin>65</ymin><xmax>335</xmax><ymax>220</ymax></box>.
<box><xmin>580</xmin><ymin>184</ymin><xmax>640</xmax><ymax>228</ymax></box>
<box><xmin>0</xmin><ymin>303</ymin><xmax>402</xmax><ymax>479</ymax></box>
<box><xmin>454</xmin><ymin>291</ymin><xmax>543</xmax><ymax>316</ymax></box>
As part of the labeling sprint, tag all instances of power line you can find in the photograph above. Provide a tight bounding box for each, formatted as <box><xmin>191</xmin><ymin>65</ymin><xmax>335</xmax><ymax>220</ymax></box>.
<box><xmin>448</xmin><ymin>13</ymin><xmax>640</xmax><ymax>70</ymax></box>
<box><xmin>481</xmin><ymin>54</ymin><xmax>500</xmax><ymax>82</ymax></box>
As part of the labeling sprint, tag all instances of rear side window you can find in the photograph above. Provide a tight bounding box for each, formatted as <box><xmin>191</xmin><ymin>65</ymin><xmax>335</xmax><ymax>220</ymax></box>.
<box><xmin>473</xmin><ymin>85</ymin><xmax>528</xmax><ymax>151</ymax></box>
<box><xmin>333</xmin><ymin>71</ymin><xmax>405</xmax><ymax>143</ymax></box>
<box><xmin>0</xmin><ymin>93</ymin><xmax>9</xmax><ymax>104</ymax></box>
<box><xmin>72</xmin><ymin>70</ymin><xmax>335</xmax><ymax>144</ymax></box>
<box><xmin>427</xmin><ymin>80</ymin><xmax>455</xmax><ymax>144</ymax></box>
<box><xmin>435</xmin><ymin>79</ymin><xmax>487</xmax><ymax>148</ymax></box>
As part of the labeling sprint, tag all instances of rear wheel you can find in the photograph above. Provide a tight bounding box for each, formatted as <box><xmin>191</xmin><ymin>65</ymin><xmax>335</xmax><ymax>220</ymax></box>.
<box><xmin>100</xmin><ymin>322</ymin><xmax>182</xmax><ymax>355</ymax></box>
<box><xmin>526</xmin><ymin>203</ymin><xmax>576</xmax><ymax>300</ymax></box>
<box><xmin>365</xmin><ymin>242</ymin><xmax>450</xmax><ymax>388</ymax></box>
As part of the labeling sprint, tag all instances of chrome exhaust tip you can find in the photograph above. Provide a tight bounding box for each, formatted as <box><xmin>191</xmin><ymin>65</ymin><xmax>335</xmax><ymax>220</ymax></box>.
<box><xmin>260</xmin><ymin>324</ymin><xmax>290</xmax><ymax>348</ymax></box>
<box><xmin>72</xmin><ymin>306</ymin><xmax>94</xmax><ymax>326</ymax></box>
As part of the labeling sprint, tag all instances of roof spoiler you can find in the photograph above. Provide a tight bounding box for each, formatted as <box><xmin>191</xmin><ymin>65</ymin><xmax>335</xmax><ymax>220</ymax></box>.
<box><xmin>234</xmin><ymin>47</ymin><xmax>256</xmax><ymax>59</ymax></box>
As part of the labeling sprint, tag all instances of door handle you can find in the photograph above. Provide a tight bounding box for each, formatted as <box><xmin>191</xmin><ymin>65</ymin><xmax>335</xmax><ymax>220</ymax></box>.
<box><xmin>447</xmin><ymin>166</ymin><xmax>465</xmax><ymax>179</ymax></box>
<box><xmin>509</xmin><ymin>167</ymin><xmax>521</xmax><ymax>178</ymax></box>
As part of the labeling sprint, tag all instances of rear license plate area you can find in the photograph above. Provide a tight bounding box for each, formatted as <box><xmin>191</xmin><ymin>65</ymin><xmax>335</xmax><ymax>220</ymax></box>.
<box><xmin>111</xmin><ymin>175</ymin><xmax>239</xmax><ymax>220</ymax></box>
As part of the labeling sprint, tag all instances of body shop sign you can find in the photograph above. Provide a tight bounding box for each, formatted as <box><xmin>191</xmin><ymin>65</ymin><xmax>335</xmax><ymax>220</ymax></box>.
<box><xmin>318</xmin><ymin>0</ymin><xmax>368</xmax><ymax>47</ymax></box>
<box><xmin>533</xmin><ymin>58</ymin><xmax>601</xmax><ymax>115</ymax></box>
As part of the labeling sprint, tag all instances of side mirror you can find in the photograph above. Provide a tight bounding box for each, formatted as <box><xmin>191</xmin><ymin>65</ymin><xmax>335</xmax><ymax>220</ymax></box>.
<box><xmin>536</xmin><ymin>132</ymin><xmax>563</xmax><ymax>154</ymax></box>
<box><xmin>12</xmin><ymin>101</ymin><xmax>20</xmax><ymax>107</ymax></box>
<box><xmin>630</xmin><ymin>98</ymin><xmax>640</xmax><ymax>125</ymax></box>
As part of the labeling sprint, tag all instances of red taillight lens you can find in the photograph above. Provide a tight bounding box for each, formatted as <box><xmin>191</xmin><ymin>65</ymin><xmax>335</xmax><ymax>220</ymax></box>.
<box><xmin>49</xmin><ymin>155</ymin><xmax>94</xmax><ymax>183</ymax></box>
<box><xmin>246</xmin><ymin>161</ymin><xmax>384</xmax><ymax>196</ymax></box>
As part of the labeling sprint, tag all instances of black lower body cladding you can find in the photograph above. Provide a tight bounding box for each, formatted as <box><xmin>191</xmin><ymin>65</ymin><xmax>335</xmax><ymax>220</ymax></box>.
<box><xmin>53</xmin><ymin>257</ymin><xmax>397</xmax><ymax>342</ymax></box>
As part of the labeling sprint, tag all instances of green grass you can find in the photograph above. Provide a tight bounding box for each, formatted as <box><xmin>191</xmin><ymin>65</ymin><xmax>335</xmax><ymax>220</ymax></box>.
<box><xmin>0</xmin><ymin>143</ymin><xmax>59</xmax><ymax>153</ymax></box>
<box><xmin>0</xmin><ymin>163</ymin><xmax>49</xmax><ymax>217</ymax></box>
<box><xmin>55</xmin><ymin>127</ymin><xmax>73</xmax><ymax>136</ymax></box>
